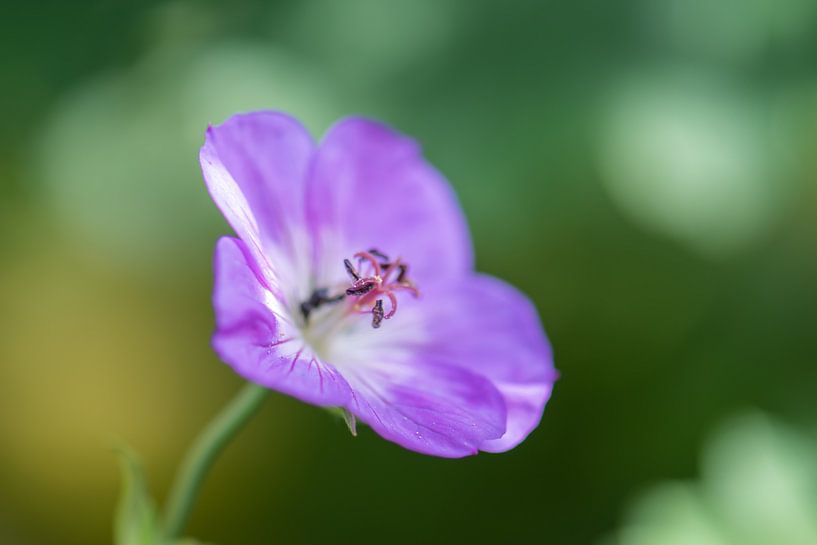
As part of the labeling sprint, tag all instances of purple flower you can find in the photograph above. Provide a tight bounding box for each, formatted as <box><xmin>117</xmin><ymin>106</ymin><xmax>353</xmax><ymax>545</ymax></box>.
<box><xmin>201</xmin><ymin>111</ymin><xmax>557</xmax><ymax>457</ymax></box>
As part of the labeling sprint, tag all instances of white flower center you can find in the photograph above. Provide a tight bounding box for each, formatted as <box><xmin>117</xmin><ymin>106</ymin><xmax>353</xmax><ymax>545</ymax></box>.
<box><xmin>286</xmin><ymin>248</ymin><xmax>423</xmax><ymax>367</ymax></box>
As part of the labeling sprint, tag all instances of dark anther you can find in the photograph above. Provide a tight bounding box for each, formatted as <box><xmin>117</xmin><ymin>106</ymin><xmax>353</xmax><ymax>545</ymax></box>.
<box><xmin>372</xmin><ymin>299</ymin><xmax>385</xmax><ymax>329</ymax></box>
<box><xmin>368</xmin><ymin>248</ymin><xmax>389</xmax><ymax>261</ymax></box>
<box><xmin>343</xmin><ymin>258</ymin><xmax>360</xmax><ymax>281</ymax></box>
<box><xmin>300</xmin><ymin>288</ymin><xmax>345</xmax><ymax>321</ymax></box>
<box><xmin>300</xmin><ymin>301</ymin><xmax>313</xmax><ymax>321</ymax></box>
<box><xmin>346</xmin><ymin>280</ymin><xmax>376</xmax><ymax>296</ymax></box>
<box><xmin>368</xmin><ymin>249</ymin><xmax>392</xmax><ymax>270</ymax></box>
<box><xmin>396</xmin><ymin>264</ymin><xmax>408</xmax><ymax>283</ymax></box>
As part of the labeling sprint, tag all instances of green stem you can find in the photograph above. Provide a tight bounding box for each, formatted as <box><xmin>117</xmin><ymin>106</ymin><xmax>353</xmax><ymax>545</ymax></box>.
<box><xmin>162</xmin><ymin>382</ymin><xmax>269</xmax><ymax>539</ymax></box>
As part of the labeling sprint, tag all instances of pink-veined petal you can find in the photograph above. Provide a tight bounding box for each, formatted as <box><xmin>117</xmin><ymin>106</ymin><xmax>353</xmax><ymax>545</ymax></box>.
<box><xmin>201</xmin><ymin>111</ymin><xmax>315</xmax><ymax>295</ymax></box>
<box><xmin>306</xmin><ymin>117</ymin><xmax>473</xmax><ymax>289</ymax></box>
<box><xmin>421</xmin><ymin>274</ymin><xmax>557</xmax><ymax>452</ymax></box>
<box><xmin>212</xmin><ymin>237</ymin><xmax>353</xmax><ymax>407</ymax></box>
<box><xmin>341</xmin><ymin>358</ymin><xmax>507</xmax><ymax>458</ymax></box>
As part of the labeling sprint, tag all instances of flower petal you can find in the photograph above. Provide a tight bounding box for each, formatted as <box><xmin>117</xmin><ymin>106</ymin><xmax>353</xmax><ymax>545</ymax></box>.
<box><xmin>422</xmin><ymin>274</ymin><xmax>557</xmax><ymax>452</ymax></box>
<box><xmin>201</xmin><ymin>112</ymin><xmax>315</xmax><ymax>295</ymax></box>
<box><xmin>211</xmin><ymin>236</ymin><xmax>353</xmax><ymax>407</ymax></box>
<box><xmin>342</xmin><ymin>358</ymin><xmax>507</xmax><ymax>458</ymax></box>
<box><xmin>306</xmin><ymin>117</ymin><xmax>473</xmax><ymax>288</ymax></box>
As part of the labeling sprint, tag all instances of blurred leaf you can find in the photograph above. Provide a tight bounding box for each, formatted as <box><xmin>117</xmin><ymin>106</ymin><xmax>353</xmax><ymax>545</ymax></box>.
<box><xmin>599</xmin><ymin>69</ymin><xmax>783</xmax><ymax>258</ymax></box>
<box><xmin>32</xmin><ymin>35</ymin><xmax>342</xmax><ymax>275</ymax></box>
<box><xmin>606</xmin><ymin>412</ymin><xmax>817</xmax><ymax>545</ymax></box>
<box><xmin>114</xmin><ymin>445</ymin><xmax>161</xmax><ymax>545</ymax></box>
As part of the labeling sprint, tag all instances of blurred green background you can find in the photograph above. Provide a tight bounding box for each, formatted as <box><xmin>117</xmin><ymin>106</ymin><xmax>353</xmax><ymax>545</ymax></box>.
<box><xmin>2</xmin><ymin>1</ymin><xmax>817</xmax><ymax>544</ymax></box>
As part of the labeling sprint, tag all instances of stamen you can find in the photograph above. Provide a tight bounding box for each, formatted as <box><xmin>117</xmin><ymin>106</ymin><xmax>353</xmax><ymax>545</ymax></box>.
<box><xmin>381</xmin><ymin>258</ymin><xmax>401</xmax><ymax>283</ymax></box>
<box><xmin>299</xmin><ymin>301</ymin><xmax>312</xmax><ymax>321</ymax></box>
<box><xmin>300</xmin><ymin>287</ymin><xmax>345</xmax><ymax>321</ymax></box>
<box><xmin>396</xmin><ymin>264</ymin><xmax>408</xmax><ymax>284</ymax></box>
<box><xmin>368</xmin><ymin>248</ymin><xmax>389</xmax><ymax>261</ymax></box>
<box><xmin>343</xmin><ymin>258</ymin><xmax>360</xmax><ymax>281</ymax></box>
<box><xmin>384</xmin><ymin>291</ymin><xmax>398</xmax><ymax>319</ymax></box>
<box><xmin>395</xmin><ymin>282</ymin><xmax>420</xmax><ymax>297</ymax></box>
<box><xmin>341</xmin><ymin>249</ymin><xmax>419</xmax><ymax>329</ymax></box>
<box><xmin>354</xmin><ymin>251</ymin><xmax>382</xmax><ymax>277</ymax></box>
<box><xmin>346</xmin><ymin>279</ymin><xmax>377</xmax><ymax>296</ymax></box>
<box><xmin>372</xmin><ymin>299</ymin><xmax>385</xmax><ymax>328</ymax></box>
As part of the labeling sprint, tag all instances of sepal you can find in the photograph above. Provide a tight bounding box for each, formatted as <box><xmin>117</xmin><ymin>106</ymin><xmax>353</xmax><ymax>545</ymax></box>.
<box><xmin>114</xmin><ymin>446</ymin><xmax>215</xmax><ymax>545</ymax></box>
<box><xmin>114</xmin><ymin>445</ymin><xmax>161</xmax><ymax>545</ymax></box>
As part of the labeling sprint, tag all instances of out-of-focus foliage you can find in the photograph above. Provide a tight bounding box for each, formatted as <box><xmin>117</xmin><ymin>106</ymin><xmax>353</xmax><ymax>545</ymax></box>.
<box><xmin>603</xmin><ymin>413</ymin><xmax>817</xmax><ymax>545</ymax></box>
<box><xmin>600</xmin><ymin>69</ymin><xmax>785</xmax><ymax>256</ymax></box>
<box><xmin>2</xmin><ymin>0</ymin><xmax>817</xmax><ymax>544</ymax></box>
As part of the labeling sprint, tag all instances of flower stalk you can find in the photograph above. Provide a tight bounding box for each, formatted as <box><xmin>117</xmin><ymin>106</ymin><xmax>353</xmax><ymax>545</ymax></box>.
<box><xmin>162</xmin><ymin>382</ymin><xmax>269</xmax><ymax>540</ymax></box>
